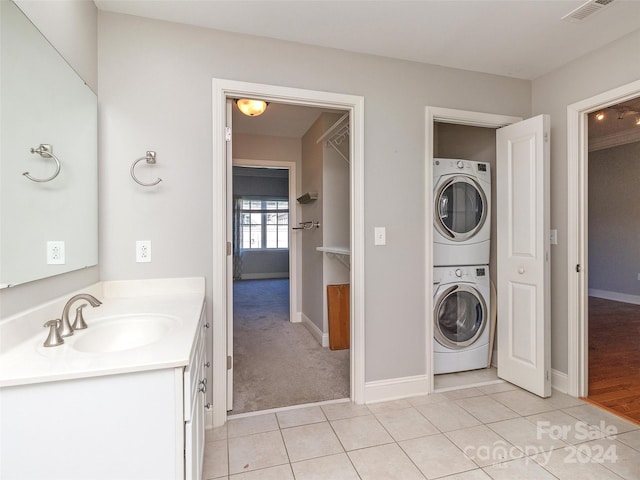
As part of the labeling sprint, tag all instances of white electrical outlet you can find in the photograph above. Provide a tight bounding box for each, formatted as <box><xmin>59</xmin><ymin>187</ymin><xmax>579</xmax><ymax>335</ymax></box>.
<box><xmin>47</xmin><ymin>241</ymin><xmax>65</xmax><ymax>264</ymax></box>
<box><xmin>136</xmin><ymin>240</ymin><xmax>151</xmax><ymax>263</ymax></box>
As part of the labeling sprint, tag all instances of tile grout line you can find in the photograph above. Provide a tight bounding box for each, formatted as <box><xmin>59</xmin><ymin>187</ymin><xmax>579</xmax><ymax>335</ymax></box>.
<box><xmin>207</xmin><ymin>390</ymin><xmax>640</xmax><ymax>479</ymax></box>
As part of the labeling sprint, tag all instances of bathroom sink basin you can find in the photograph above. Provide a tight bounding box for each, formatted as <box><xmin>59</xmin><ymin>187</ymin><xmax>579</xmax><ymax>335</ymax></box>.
<box><xmin>72</xmin><ymin>314</ymin><xmax>181</xmax><ymax>353</ymax></box>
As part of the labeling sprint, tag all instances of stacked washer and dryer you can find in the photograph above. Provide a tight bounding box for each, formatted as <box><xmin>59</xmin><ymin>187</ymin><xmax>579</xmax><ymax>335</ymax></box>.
<box><xmin>433</xmin><ymin>158</ymin><xmax>492</xmax><ymax>375</ymax></box>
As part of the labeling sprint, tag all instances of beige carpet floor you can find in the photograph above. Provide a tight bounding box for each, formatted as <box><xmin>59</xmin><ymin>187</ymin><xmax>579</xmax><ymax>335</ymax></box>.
<box><xmin>231</xmin><ymin>279</ymin><xmax>350</xmax><ymax>414</ymax></box>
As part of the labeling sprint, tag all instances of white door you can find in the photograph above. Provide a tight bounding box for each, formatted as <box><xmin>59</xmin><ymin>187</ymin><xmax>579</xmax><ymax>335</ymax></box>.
<box><xmin>226</xmin><ymin>98</ymin><xmax>234</xmax><ymax>409</ymax></box>
<box><xmin>496</xmin><ymin>114</ymin><xmax>551</xmax><ymax>398</ymax></box>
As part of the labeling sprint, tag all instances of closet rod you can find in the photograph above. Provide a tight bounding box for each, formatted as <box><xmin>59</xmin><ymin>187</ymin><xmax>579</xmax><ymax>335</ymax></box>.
<box><xmin>316</xmin><ymin>112</ymin><xmax>349</xmax><ymax>144</ymax></box>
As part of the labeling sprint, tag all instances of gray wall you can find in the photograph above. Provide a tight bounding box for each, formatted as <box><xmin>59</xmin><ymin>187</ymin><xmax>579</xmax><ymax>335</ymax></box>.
<box><xmin>300</xmin><ymin>115</ymin><xmax>325</xmax><ymax>332</ymax></box>
<box><xmin>97</xmin><ymin>11</ymin><xmax>531</xmax><ymax>383</ymax></box>
<box><xmin>14</xmin><ymin>0</ymin><xmax>98</xmax><ymax>93</ymax></box>
<box><xmin>1</xmin><ymin>0</ymin><xmax>99</xmax><ymax>319</ymax></box>
<box><xmin>531</xmin><ymin>28</ymin><xmax>640</xmax><ymax>374</ymax></box>
<box><xmin>321</xmin><ymin>114</ymin><xmax>351</xmax><ymax>335</ymax></box>
<box><xmin>300</xmin><ymin>112</ymin><xmax>350</xmax><ymax>336</ymax></box>
<box><xmin>588</xmin><ymin>142</ymin><xmax>640</xmax><ymax>297</ymax></box>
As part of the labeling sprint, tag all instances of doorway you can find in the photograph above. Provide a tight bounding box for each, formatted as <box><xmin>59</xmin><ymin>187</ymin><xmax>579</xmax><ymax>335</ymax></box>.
<box><xmin>230</xmin><ymin>116</ymin><xmax>350</xmax><ymax>414</ymax></box>
<box><xmin>566</xmin><ymin>79</ymin><xmax>640</xmax><ymax>402</ymax></box>
<box><xmin>431</xmin><ymin>121</ymin><xmax>498</xmax><ymax>392</ymax></box>
<box><xmin>211</xmin><ymin>79</ymin><xmax>365</xmax><ymax>427</ymax></box>
<box><xmin>574</xmin><ymin>94</ymin><xmax>640</xmax><ymax>423</ymax></box>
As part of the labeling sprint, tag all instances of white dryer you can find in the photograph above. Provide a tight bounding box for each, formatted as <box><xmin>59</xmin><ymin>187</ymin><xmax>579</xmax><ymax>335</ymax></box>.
<box><xmin>433</xmin><ymin>158</ymin><xmax>491</xmax><ymax>266</ymax></box>
<box><xmin>433</xmin><ymin>265</ymin><xmax>490</xmax><ymax>375</ymax></box>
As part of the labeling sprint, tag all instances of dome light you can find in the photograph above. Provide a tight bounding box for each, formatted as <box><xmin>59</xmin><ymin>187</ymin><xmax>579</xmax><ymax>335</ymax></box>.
<box><xmin>235</xmin><ymin>98</ymin><xmax>268</xmax><ymax>117</ymax></box>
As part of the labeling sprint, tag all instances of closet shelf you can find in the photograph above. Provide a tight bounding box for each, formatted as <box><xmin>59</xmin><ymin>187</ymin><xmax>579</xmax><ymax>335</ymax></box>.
<box><xmin>316</xmin><ymin>246</ymin><xmax>350</xmax><ymax>255</ymax></box>
<box><xmin>317</xmin><ymin>246</ymin><xmax>350</xmax><ymax>269</ymax></box>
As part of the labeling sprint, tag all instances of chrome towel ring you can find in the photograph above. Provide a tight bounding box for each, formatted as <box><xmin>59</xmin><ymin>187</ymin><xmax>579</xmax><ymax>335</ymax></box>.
<box><xmin>23</xmin><ymin>144</ymin><xmax>61</xmax><ymax>183</ymax></box>
<box><xmin>131</xmin><ymin>150</ymin><xmax>162</xmax><ymax>187</ymax></box>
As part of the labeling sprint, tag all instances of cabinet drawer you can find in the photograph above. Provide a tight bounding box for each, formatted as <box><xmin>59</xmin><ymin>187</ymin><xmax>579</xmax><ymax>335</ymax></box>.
<box><xmin>184</xmin><ymin>383</ymin><xmax>204</xmax><ymax>480</ymax></box>
<box><xmin>183</xmin><ymin>313</ymin><xmax>208</xmax><ymax>421</ymax></box>
<box><xmin>183</xmin><ymin>321</ymin><xmax>206</xmax><ymax>421</ymax></box>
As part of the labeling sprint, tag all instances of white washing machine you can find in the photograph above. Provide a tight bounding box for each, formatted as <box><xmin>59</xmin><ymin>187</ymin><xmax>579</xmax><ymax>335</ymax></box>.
<box><xmin>434</xmin><ymin>265</ymin><xmax>490</xmax><ymax>374</ymax></box>
<box><xmin>433</xmin><ymin>158</ymin><xmax>491</xmax><ymax>266</ymax></box>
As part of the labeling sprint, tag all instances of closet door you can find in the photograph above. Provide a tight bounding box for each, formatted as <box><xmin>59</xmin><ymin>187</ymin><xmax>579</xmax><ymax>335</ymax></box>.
<box><xmin>496</xmin><ymin>114</ymin><xmax>551</xmax><ymax>398</ymax></box>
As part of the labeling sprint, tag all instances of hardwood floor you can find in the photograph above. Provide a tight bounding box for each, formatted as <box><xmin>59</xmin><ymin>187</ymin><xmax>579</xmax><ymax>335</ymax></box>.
<box><xmin>588</xmin><ymin>296</ymin><xmax>640</xmax><ymax>424</ymax></box>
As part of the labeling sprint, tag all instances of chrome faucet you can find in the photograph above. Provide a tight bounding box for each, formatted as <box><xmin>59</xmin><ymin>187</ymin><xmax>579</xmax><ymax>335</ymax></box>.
<box><xmin>58</xmin><ymin>293</ymin><xmax>102</xmax><ymax>337</ymax></box>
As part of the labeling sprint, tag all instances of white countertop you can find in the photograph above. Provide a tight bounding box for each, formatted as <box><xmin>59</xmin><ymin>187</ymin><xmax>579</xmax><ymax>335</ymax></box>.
<box><xmin>0</xmin><ymin>277</ymin><xmax>205</xmax><ymax>388</ymax></box>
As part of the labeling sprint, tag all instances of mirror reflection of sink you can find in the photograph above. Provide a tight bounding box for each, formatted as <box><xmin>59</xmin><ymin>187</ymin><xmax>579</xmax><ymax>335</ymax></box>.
<box><xmin>72</xmin><ymin>314</ymin><xmax>181</xmax><ymax>353</ymax></box>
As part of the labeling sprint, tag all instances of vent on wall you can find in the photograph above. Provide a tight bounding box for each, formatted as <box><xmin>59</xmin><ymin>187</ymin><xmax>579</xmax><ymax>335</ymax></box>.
<box><xmin>562</xmin><ymin>0</ymin><xmax>615</xmax><ymax>22</ymax></box>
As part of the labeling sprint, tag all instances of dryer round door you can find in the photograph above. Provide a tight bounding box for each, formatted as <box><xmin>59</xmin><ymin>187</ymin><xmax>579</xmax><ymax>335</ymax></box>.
<box><xmin>434</xmin><ymin>176</ymin><xmax>487</xmax><ymax>241</ymax></box>
<box><xmin>434</xmin><ymin>284</ymin><xmax>487</xmax><ymax>349</ymax></box>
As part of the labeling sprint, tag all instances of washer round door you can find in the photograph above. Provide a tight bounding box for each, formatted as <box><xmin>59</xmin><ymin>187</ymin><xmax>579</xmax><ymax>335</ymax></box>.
<box><xmin>435</xmin><ymin>176</ymin><xmax>487</xmax><ymax>241</ymax></box>
<box><xmin>434</xmin><ymin>284</ymin><xmax>487</xmax><ymax>349</ymax></box>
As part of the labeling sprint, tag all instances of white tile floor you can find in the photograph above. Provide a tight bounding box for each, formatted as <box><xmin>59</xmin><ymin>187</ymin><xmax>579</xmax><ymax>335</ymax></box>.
<box><xmin>203</xmin><ymin>383</ymin><xmax>640</xmax><ymax>480</ymax></box>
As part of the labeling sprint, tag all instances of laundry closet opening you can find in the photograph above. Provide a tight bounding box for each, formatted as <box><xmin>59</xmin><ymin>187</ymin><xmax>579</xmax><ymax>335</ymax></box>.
<box><xmin>229</xmin><ymin>100</ymin><xmax>351</xmax><ymax>414</ymax></box>
<box><xmin>432</xmin><ymin>121</ymin><xmax>500</xmax><ymax>391</ymax></box>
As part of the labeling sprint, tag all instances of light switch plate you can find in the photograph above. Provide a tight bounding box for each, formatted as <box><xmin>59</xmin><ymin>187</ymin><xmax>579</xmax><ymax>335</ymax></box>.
<box><xmin>550</xmin><ymin>229</ymin><xmax>557</xmax><ymax>245</ymax></box>
<box><xmin>374</xmin><ymin>227</ymin><xmax>386</xmax><ymax>246</ymax></box>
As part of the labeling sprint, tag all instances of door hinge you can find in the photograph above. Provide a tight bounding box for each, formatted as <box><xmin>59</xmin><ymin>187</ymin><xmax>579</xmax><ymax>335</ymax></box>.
<box><xmin>546</xmin><ymin>370</ymin><xmax>550</xmax><ymax>381</ymax></box>
<box><xmin>225</xmin><ymin>126</ymin><xmax>232</xmax><ymax>141</ymax></box>
<box><xmin>576</xmin><ymin>264</ymin><xmax>582</xmax><ymax>273</ymax></box>
<box><xmin>544</xmin><ymin>132</ymin><xmax>549</xmax><ymax>143</ymax></box>
<box><xmin>226</xmin><ymin>241</ymin><xmax>232</xmax><ymax>256</ymax></box>
<box><xmin>227</xmin><ymin>355</ymin><xmax>232</xmax><ymax>370</ymax></box>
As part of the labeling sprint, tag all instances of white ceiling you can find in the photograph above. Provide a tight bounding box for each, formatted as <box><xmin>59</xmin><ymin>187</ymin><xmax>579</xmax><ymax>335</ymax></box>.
<box><xmin>96</xmin><ymin>0</ymin><xmax>640</xmax><ymax>80</ymax></box>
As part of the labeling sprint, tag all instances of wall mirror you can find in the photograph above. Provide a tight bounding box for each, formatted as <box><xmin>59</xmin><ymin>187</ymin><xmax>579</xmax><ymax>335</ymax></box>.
<box><xmin>0</xmin><ymin>0</ymin><xmax>98</xmax><ymax>288</ymax></box>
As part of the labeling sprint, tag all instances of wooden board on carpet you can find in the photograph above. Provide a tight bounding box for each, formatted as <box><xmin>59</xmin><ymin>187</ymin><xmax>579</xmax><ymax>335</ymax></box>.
<box><xmin>328</xmin><ymin>284</ymin><xmax>350</xmax><ymax>350</ymax></box>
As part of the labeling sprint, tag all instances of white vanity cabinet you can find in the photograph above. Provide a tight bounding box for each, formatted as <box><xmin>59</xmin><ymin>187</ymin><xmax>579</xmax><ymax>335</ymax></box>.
<box><xmin>0</xmin><ymin>300</ymin><xmax>208</xmax><ymax>480</ymax></box>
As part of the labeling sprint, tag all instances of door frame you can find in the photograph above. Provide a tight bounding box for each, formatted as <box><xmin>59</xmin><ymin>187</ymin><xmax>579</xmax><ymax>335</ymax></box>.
<box><xmin>566</xmin><ymin>79</ymin><xmax>640</xmax><ymax>398</ymax></box>
<box><xmin>231</xmin><ymin>158</ymin><xmax>300</xmax><ymax>324</ymax></box>
<box><xmin>212</xmin><ymin>78</ymin><xmax>365</xmax><ymax>426</ymax></box>
<box><xmin>425</xmin><ymin>106</ymin><xmax>522</xmax><ymax>393</ymax></box>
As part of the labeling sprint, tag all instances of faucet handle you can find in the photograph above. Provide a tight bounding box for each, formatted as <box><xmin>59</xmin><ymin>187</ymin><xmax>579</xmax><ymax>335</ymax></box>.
<box><xmin>72</xmin><ymin>304</ymin><xmax>88</xmax><ymax>330</ymax></box>
<box><xmin>43</xmin><ymin>320</ymin><xmax>64</xmax><ymax>347</ymax></box>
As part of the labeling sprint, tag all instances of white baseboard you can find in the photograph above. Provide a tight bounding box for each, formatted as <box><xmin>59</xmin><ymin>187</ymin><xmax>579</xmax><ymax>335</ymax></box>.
<box><xmin>240</xmin><ymin>273</ymin><xmax>289</xmax><ymax>280</ymax></box>
<box><xmin>588</xmin><ymin>288</ymin><xmax>640</xmax><ymax>305</ymax></box>
<box><xmin>301</xmin><ymin>313</ymin><xmax>328</xmax><ymax>347</ymax></box>
<box><xmin>291</xmin><ymin>312</ymin><xmax>302</xmax><ymax>324</ymax></box>
<box><xmin>361</xmin><ymin>370</ymin><xmax>570</xmax><ymax>405</ymax></box>
<box><xmin>364</xmin><ymin>375</ymin><xmax>429</xmax><ymax>404</ymax></box>
<box><xmin>551</xmin><ymin>368</ymin><xmax>569</xmax><ymax>394</ymax></box>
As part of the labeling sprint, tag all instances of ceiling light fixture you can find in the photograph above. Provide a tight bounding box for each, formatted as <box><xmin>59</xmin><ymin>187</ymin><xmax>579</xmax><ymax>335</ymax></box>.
<box><xmin>235</xmin><ymin>98</ymin><xmax>268</xmax><ymax>117</ymax></box>
<box><xmin>636</xmin><ymin>115</ymin><xmax>640</xmax><ymax>126</ymax></box>
<box><xmin>595</xmin><ymin>112</ymin><xmax>605</xmax><ymax>121</ymax></box>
